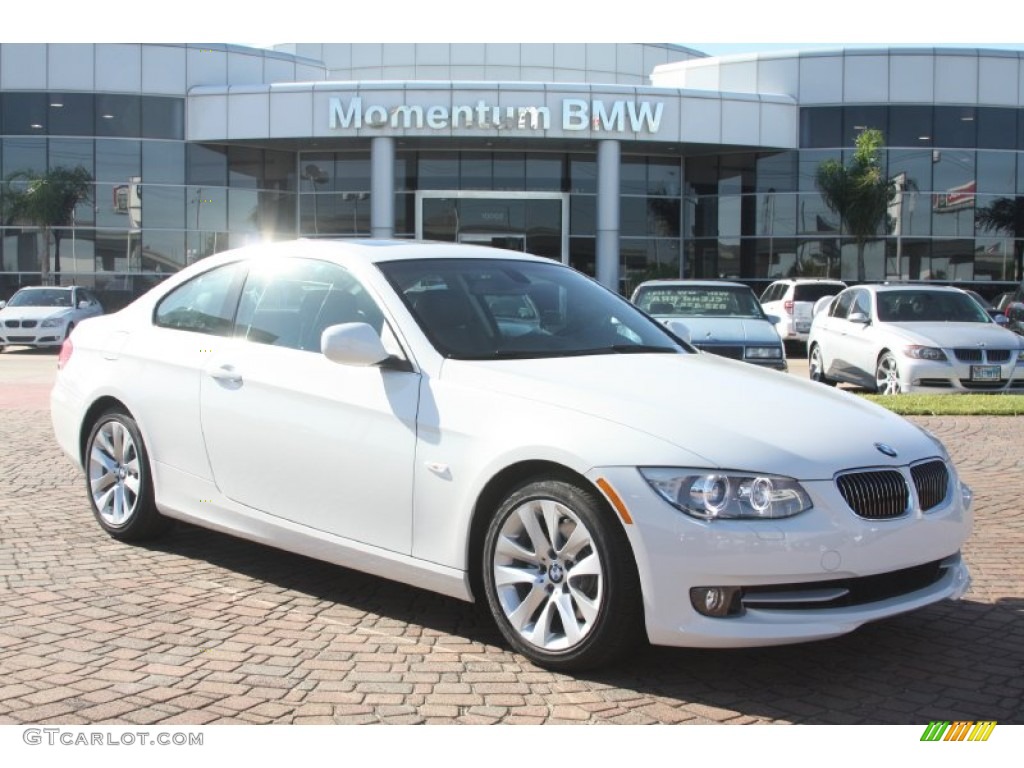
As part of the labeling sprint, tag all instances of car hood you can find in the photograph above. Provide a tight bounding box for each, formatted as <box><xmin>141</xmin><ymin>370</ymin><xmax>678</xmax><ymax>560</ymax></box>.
<box><xmin>652</xmin><ymin>316</ymin><xmax>779</xmax><ymax>344</ymax></box>
<box><xmin>882</xmin><ymin>321</ymin><xmax>1024</xmax><ymax>349</ymax></box>
<box><xmin>442</xmin><ymin>352</ymin><xmax>939</xmax><ymax>480</ymax></box>
<box><xmin>0</xmin><ymin>306</ymin><xmax>70</xmax><ymax>321</ymax></box>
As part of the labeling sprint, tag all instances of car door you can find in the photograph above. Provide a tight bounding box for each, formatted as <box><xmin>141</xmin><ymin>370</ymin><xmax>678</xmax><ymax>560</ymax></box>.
<box><xmin>813</xmin><ymin>290</ymin><xmax>855</xmax><ymax>380</ymax></box>
<box><xmin>199</xmin><ymin>257</ymin><xmax>420</xmax><ymax>554</ymax></box>
<box><xmin>841</xmin><ymin>290</ymin><xmax>881</xmax><ymax>385</ymax></box>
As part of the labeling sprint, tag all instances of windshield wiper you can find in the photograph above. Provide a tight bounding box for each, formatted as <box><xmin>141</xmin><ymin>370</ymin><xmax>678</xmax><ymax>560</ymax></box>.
<box><xmin>605</xmin><ymin>344</ymin><xmax>678</xmax><ymax>354</ymax></box>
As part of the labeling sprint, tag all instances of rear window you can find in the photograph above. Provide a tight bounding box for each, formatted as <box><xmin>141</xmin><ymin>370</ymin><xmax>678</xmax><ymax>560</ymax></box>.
<box><xmin>794</xmin><ymin>284</ymin><xmax>845</xmax><ymax>302</ymax></box>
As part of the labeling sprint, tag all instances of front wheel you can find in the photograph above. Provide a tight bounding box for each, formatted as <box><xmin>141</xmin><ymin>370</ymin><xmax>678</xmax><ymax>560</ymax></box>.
<box><xmin>85</xmin><ymin>408</ymin><xmax>170</xmax><ymax>541</ymax></box>
<box><xmin>875</xmin><ymin>351</ymin><xmax>903</xmax><ymax>395</ymax></box>
<box><xmin>482</xmin><ymin>478</ymin><xmax>643</xmax><ymax>671</ymax></box>
<box><xmin>808</xmin><ymin>344</ymin><xmax>836</xmax><ymax>387</ymax></box>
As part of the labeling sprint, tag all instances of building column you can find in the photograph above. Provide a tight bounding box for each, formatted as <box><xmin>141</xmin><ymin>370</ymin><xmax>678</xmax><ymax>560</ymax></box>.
<box><xmin>596</xmin><ymin>139</ymin><xmax>620</xmax><ymax>292</ymax></box>
<box><xmin>370</xmin><ymin>136</ymin><xmax>395</xmax><ymax>238</ymax></box>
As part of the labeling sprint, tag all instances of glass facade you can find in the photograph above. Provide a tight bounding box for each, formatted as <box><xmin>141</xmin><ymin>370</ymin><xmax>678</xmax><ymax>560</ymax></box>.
<box><xmin>3</xmin><ymin>90</ymin><xmax>1023</xmax><ymax>306</ymax></box>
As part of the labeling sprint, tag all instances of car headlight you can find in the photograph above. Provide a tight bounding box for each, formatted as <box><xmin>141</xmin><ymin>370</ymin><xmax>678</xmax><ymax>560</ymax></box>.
<box><xmin>639</xmin><ymin>468</ymin><xmax>812</xmax><ymax>520</ymax></box>
<box><xmin>744</xmin><ymin>345</ymin><xmax>782</xmax><ymax>359</ymax></box>
<box><xmin>903</xmin><ymin>345</ymin><xmax>947</xmax><ymax>361</ymax></box>
<box><xmin>40</xmin><ymin>318</ymin><xmax>65</xmax><ymax>328</ymax></box>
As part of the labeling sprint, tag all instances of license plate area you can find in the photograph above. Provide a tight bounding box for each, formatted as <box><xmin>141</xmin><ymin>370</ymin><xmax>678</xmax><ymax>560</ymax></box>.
<box><xmin>971</xmin><ymin>365</ymin><xmax>1000</xmax><ymax>381</ymax></box>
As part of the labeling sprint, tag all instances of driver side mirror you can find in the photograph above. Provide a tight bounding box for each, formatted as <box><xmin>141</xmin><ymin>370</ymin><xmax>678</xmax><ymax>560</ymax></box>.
<box><xmin>321</xmin><ymin>322</ymin><xmax>411</xmax><ymax>370</ymax></box>
<box><xmin>0</xmin><ymin>301</ymin><xmax>6</xmax><ymax>310</ymax></box>
<box><xmin>848</xmin><ymin>312</ymin><xmax>871</xmax><ymax>325</ymax></box>
<box><xmin>665</xmin><ymin>319</ymin><xmax>691</xmax><ymax>344</ymax></box>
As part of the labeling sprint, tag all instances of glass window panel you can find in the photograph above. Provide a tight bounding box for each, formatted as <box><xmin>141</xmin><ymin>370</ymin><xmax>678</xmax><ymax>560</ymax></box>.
<box><xmin>890</xmin><ymin>182</ymin><xmax>931</xmax><ymax>237</ymax></box>
<box><xmin>95</xmin><ymin>139</ymin><xmax>140</xmax><ymax>183</ymax></box>
<box><xmin>620</xmin><ymin>156</ymin><xmax>646</xmax><ymax>195</ymax></box>
<box><xmin>394</xmin><ymin>192</ymin><xmax>414</xmax><ymax>235</ymax></box>
<box><xmin>459</xmin><ymin>154</ymin><xmax>491</xmax><ymax>190</ymax></box>
<box><xmin>620</xmin><ymin>238</ymin><xmax>681</xmax><ymax>295</ymax></box>
<box><xmin>2</xmin><ymin>93</ymin><xmax>48</xmax><ymax>135</ymax></box>
<box><xmin>568</xmin><ymin>236</ymin><xmax>595</xmax><ymax>277</ymax></box>
<box><xmin>888</xmin><ymin>106</ymin><xmax>933</xmax><ymax>148</ymax></box>
<box><xmin>142</xmin><ymin>140</ymin><xmax>184</xmax><ymax>185</ymax></box>
<box><xmin>493</xmin><ymin>153</ymin><xmax>525</xmax><ymax>190</ymax></box>
<box><xmin>685</xmin><ymin>155</ymin><xmax>718</xmax><ymax>195</ymax></box>
<box><xmin>976</xmin><ymin>107</ymin><xmax>1017</xmax><ymax>151</ymax></box>
<box><xmin>648</xmin><ymin>197</ymin><xmax>680</xmax><ymax>237</ymax></box>
<box><xmin>569</xmin><ymin>154</ymin><xmax>596</xmax><ymax>193</ymax></box>
<box><xmin>648</xmin><ymin>157</ymin><xmax>681</xmax><ymax>196</ymax></box>
<box><xmin>796</xmin><ymin>193</ymin><xmax>840</xmax><ymax>237</ymax></box>
<box><xmin>228</xmin><ymin>188</ymin><xmax>260</xmax><ymax>232</ymax></box>
<box><xmin>885</xmin><ymin>237</ymin><xmax>930</xmax><ymax>281</ymax></box>
<box><xmin>718</xmin><ymin>194</ymin><xmax>742</xmax><ymax>238</ymax></box>
<box><xmin>264</xmin><ymin>150</ymin><xmax>295</xmax><ymax>191</ymax></box>
<box><xmin>257</xmin><ymin>190</ymin><xmax>296</xmax><ymax>237</ymax></box>
<box><xmin>334</xmin><ymin>153</ymin><xmax>370</xmax><ymax>192</ymax></box>
<box><xmin>154</xmin><ymin>261</ymin><xmax>246</xmax><ymax>336</ymax></box>
<box><xmin>187</xmin><ymin>144</ymin><xmax>227</xmax><ymax>186</ymax></box>
<box><xmin>141</xmin><ymin>96</ymin><xmax>184</xmax><ymax>140</ymax></box>
<box><xmin>887</xmin><ymin>148</ymin><xmax>933</xmax><ymax>196</ymax></box>
<box><xmin>799</xmin><ymin>106</ymin><xmax>842</xmax><ymax>149</ymax></box>
<box><xmin>395</xmin><ymin>151</ymin><xmax>416</xmax><ymax>192</ymax></box>
<box><xmin>973</xmin><ymin>235</ymin><xmax>1016</xmax><ymax>282</ymax></box>
<box><xmin>934</xmin><ymin>106</ymin><xmax>977</xmax><ymax>149</ymax></box>
<box><xmin>569</xmin><ymin>194</ymin><xmax>595</xmax><ymax>236</ymax></box>
<box><xmin>690</xmin><ymin>195</ymin><xmax>717</xmax><ymax>238</ymax></box>
<box><xmin>49</xmin><ymin>227</ymin><xmax>94</xmax><ymax>281</ymax></box>
<box><xmin>3</xmin><ymin>137</ymin><xmax>47</xmax><ymax>176</ymax></box>
<box><xmin>48</xmin><ymin>138</ymin><xmax>93</xmax><ymax>174</ymax></box>
<box><xmin>141</xmin><ymin>230</ymin><xmax>186</xmax><ymax>273</ymax></box>
<box><xmin>188</xmin><ymin>185</ymin><xmax>227</xmax><ymax>231</ymax></box>
<box><xmin>843</xmin><ymin>106</ymin><xmax>888</xmax><ymax>146</ymax></box>
<box><xmin>525</xmin><ymin>153</ymin><xmax>563</xmax><ymax>191</ymax></box>
<box><xmin>976</xmin><ymin>151</ymin><xmax>1016</xmax><ymax>195</ymax></box>
<box><xmin>420</xmin><ymin>196</ymin><xmax>458</xmax><ymax>241</ymax></box>
<box><xmin>524</xmin><ymin>198</ymin><xmax>562</xmax><ymax>240</ymax></box>
<box><xmin>798</xmin><ymin>149</ymin><xmax>840</xmax><ymax>191</ymax></box>
<box><xmin>756</xmin><ymin>151</ymin><xmax>798</xmax><ymax>193</ymax></box>
<box><xmin>94</xmin><ymin>183</ymin><xmax>133</xmax><ymax>229</ymax></box>
<box><xmin>620</xmin><ymin>196</ymin><xmax>647</xmax><ymax>236</ymax></box>
<box><xmin>928</xmin><ymin>238</ymin><xmax>976</xmax><ymax>280</ymax></box>
<box><xmin>93</xmin><ymin>229</ymin><xmax>134</xmax><ymax>273</ymax></box>
<box><xmin>228</xmin><ymin>146</ymin><xmax>263</xmax><ymax>189</ymax></box>
<box><xmin>757</xmin><ymin>191</ymin><xmax>797</xmax><ymax>239</ymax></box>
<box><xmin>95</xmin><ymin>95</ymin><xmax>141</xmax><ymax>138</ymax></box>
<box><xmin>48</xmin><ymin>93</ymin><xmax>95</xmax><ymax>136</ymax></box>
<box><xmin>418</xmin><ymin>152</ymin><xmax>458</xmax><ymax>190</ymax></box>
<box><xmin>141</xmin><ymin>185</ymin><xmax>185</xmax><ymax>229</ymax></box>
<box><xmin>187</xmin><ymin>229</ymin><xmax>231</xmax><ymax>263</ymax></box>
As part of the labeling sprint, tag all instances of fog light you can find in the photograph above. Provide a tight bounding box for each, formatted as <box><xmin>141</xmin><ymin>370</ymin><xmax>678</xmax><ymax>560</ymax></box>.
<box><xmin>690</xmin><ymin>586</ymin><xmax>743</xmax><ymax>617</ymax></box>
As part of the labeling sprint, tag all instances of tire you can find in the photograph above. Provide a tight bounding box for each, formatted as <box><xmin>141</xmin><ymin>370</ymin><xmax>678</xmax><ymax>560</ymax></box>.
<box><xmin>482</xmin><ymin>477</ymin><xmax>643</xmax><ymax>671</ymax></box>
<box><xmin>808</xmin><ymin>344</ymin><xmax>836</xmax><ymax>387</ymax></box>
<box><xmin>85</xmin><ymin>408</ymin><xmax>170</xmax><ymax>541</ymax></box>
<box><xmin>875</xmin><ymin>351</ymin><xmax>903</xmax><ymax>395</ymax></box>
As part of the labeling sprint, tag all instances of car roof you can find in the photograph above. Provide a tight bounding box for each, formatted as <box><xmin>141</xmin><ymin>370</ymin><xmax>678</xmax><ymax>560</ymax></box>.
<box><xmin>634</xmin><ymin>280</ymin><xmax>750</xmax><ymax>289</ymax></box>
<box><xmin>773</xmin><ymin>278</ymin><xmax>846</xmax><ymax>284</ymax></box>
<box><xmin>849</xmin><ymin>284</ymin><xmax>969</xmax><ymax>294</ymax></box>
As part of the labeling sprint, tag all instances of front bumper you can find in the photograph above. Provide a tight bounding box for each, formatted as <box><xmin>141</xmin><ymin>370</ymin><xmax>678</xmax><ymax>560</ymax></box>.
<box><xmin>0</xmin><ymin>323</ymin><xmax>69</xmax><ymax>348</ymax></box>
<box><xmin>899</xmin><ymin>355</ymin><xmax>1024</xmax><ymax>393</ymax></box>
<box><xmin>589</xmin><ymin>463</ymin><xmax>972</xmax><ymax>648</ymax></box>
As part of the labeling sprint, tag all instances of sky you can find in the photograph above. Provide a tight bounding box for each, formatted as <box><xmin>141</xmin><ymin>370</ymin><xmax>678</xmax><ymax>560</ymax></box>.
<box><xmin>6</xmin><ymin>1</ymin><xmax>1024</xmax><ymax>52</ymax></box>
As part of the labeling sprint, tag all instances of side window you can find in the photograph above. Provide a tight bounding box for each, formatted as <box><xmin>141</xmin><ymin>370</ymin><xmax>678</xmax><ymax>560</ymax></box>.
<box><xmin>830</xmin><ymin>291</ymin><xmax>856</xmax><ymax>319</ymax></box>
<box><xmin>851</xmin><ymin>291</ymin><xmax>872</xmax><ymax>318</ymax></box>
<box><xmin>234</xmin><ymin>258</ymin><xmax>387</xmax><ymax>353</ymax></box>
<box><xmin>154</xmin><ymin>262</ymin><xmax>247</xmax><ymax>336</ymax></box>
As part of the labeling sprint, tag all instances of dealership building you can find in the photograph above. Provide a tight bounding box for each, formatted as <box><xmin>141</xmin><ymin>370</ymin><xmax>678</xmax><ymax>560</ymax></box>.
<box><xmin>1</xmin><ymin>42</ymin><xmax>1023</xmax><ymax>306</ymax></box>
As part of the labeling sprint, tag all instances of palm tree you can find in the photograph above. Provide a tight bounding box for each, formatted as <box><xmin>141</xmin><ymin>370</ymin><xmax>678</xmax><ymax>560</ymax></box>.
<box><xmin>4</xmin><ymin>165</ymin><xmax>93</xmax><ymax>285</ymax></box>
<box><xmin>976</xmin><ymin>196</ymin><xmax>1024</xmax><ymax>282</ymax></box>
<box><xmin>815</xmin><ymin>129</ymin><xmax>897</xmax><ymax>281</ymax></box>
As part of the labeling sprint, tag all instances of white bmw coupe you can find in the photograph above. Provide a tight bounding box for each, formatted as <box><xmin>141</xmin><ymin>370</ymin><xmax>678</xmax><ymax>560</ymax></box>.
<box><xmin>51</xmin><ymin>240</ymin><xmax>972</xmax><ymax>670</ymax></box>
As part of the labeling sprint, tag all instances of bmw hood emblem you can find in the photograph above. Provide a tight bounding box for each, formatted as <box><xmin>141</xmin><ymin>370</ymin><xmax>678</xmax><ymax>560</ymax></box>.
<box><xmin>874</xmin><ymin>443</ymin><xmax>898</xmax><ymax>458</ymax></box>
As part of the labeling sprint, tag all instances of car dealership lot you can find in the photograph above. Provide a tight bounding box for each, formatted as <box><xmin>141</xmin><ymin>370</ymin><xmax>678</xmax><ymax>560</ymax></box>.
<box><xmin>0</xmin><ymin>350</ymin><xmax>1021</xmax><ymax>725</ymax></box>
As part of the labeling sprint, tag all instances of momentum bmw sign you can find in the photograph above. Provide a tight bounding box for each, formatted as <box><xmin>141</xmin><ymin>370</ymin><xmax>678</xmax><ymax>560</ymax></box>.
<box><xmin>328</xmin><ymin>96</ymin><xmax>664</xmax><ymax>133</ymax></box>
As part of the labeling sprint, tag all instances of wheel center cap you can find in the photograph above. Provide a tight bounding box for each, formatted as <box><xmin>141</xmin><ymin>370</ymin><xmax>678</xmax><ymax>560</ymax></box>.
<box><xmin>117</xmin><ymin>466</ymin><xmax>127</xmax><ymax>480</ymax></box>
<box><xmin>548</xmin><ymin>563</ymin><xmax>565</xmax><ymax>583</ymax></box>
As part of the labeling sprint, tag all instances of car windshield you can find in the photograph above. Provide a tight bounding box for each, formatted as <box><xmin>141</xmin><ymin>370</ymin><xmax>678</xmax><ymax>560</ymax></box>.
<box><xmin>633</xmin><ymin>285</ymin><xmax>766</xmax><ymax>319</ymax></box>
<box><xmin>7</xmin><ymin>289</ymin><xmax>73</xmax><ymax>308</ymax></box>
<box><xmin>378</xmin><ymin>258</ymin><xmax>685</xmax><ymax>360</ymax></box>
<box><xmin>876</xmin><ymin>290</ymin><xmax>992</xmax><ymax>323</ymax></box>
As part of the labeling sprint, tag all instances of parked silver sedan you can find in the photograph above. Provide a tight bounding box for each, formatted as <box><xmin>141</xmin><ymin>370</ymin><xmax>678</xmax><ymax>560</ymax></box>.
<box><xmin>0</xmin><ymin>286</ymin><xmax>103</xmax><ymax>352</ymax></box>
<box><xmin>807</xmin><ymin>284</ymin><xmax>1024</xmax><ymax>394</ymax></box>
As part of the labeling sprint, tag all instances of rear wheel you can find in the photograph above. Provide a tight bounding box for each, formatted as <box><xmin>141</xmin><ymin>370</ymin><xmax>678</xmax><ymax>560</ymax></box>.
<box><xmin>808</xmin><ymin>344</ymin><xmax>835</xmax><ymax>386</ymax></box>
<box><xmin>875</xmin><ymin>351</ymin><xmax>903</xmax><ymax>395</ymax></box>
<box><xmin>482</xmin><ymin>478</ymin><xmax>643</xmax><ymax>671</ymax></box>
<box><xmin>85</xmin><ymin>408</ymin><xmax>170</xmax><ymax>541</ymax></box>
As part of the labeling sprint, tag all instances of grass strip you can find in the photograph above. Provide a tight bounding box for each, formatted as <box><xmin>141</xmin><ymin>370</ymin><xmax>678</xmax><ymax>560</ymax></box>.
<box><xmin>860</xmin><ymin>393</ymin><xmax>1024</xmax><ymax>416</ymax></box>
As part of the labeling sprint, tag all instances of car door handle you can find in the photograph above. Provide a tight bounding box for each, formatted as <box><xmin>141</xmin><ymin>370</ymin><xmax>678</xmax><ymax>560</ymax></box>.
<box><xmin>209</xmin><ymin>365</ymin><xmax>243</xmax><ymax>386</ymax></box>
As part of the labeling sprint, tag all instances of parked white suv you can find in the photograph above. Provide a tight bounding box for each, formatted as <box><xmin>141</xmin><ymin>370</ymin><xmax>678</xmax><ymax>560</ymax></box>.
<box><xmin>760</xmin><ymin>279</ymin><xmax>847</xmax><ymax>343</ymax></box>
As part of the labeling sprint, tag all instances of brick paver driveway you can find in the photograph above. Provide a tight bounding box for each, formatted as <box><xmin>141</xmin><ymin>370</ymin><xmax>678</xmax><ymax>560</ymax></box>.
<box><xmin>0</xmin><ymin>351</ymin><xmax>1021</xmax><ymax>724</ymax></box>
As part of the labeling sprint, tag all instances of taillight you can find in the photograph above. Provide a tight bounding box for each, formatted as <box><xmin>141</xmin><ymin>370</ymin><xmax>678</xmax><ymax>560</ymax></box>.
<box><xmin>783</xmin><ymin>300</ymin><xmax>794</xmax><ymax>315</ymax></box>
<box><xmin>57</xmin><ymin>338</ymin><xmax>73</xmax><ymax>370</ymax></box>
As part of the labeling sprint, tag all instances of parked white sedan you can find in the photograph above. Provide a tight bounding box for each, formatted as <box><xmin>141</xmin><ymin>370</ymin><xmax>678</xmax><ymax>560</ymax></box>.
<box><xmin>0</xmin><ymin>286</ymin><xmax>103</xmax><ymax>351</ymax></box>
<box><xmin>51</xmin><ymin>240</ymin><xmax>972</xmax><ymax>670</ymax></box>
<box><xmin>808</xmin><ymin>284</ymin><xmax>1024</xmax><ymax>394</ymax></box>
